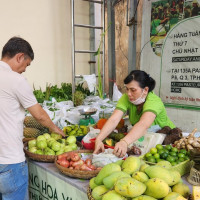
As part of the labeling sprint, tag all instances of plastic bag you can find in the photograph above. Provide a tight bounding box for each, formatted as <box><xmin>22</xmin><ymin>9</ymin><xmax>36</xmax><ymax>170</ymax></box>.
<box><xmin>92</xmin><ymin>149</ymin><xmax>127</xmax><ymax>167</ymax></box>
<box><xmin>112</xmin><ymin>83</ymin><xmax>122</xmax><ymax>102</ymax></box>
<box><xmin>83</xmin><ymin>74</ymin><xmax>96</xmax><ymax>93</ymax></box>
<box><xmin>131</xmin><ymin>132</ymin><xmax>166</xmax><ymax>155</ymax></box>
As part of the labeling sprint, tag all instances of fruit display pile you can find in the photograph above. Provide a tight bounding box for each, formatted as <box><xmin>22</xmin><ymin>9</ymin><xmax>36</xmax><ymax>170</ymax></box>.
<box><xmin>57</xmin><ymin>152</ymin><xmax>98</xmax><ymax>170</ymax></box>
<box><xmin>143</xmin><ymin>144</ymin><xmax>189</xmax><ymax>166</ymax></box>
<box><xmin>89</xmin><ymin>156</ymin><xmax>190</xmax><ymax>200</ymax></box>
<box><xmin>27</xmin><ymin>133</ymin><xmax>78</xmax><ymax>156</ymax></box>
<box><xmin>63</xmin><ymin>125</ymin><xmax>89</xmax><ymax>137</ymax></box>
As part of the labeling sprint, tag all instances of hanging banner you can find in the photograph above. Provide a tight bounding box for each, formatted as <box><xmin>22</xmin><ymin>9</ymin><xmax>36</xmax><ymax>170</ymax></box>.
<box><xmin>28</xmin><ymin>162</ymin><xmax>88</xmax><ymax>200</ymax></box>
<box><xmin>141</xmin><ymin>0</ymin><xmax>200</xmax><ymax>109</ymax></box>
<box><xmin>160</xmin><ymin>16</ymin><xmax>200</xmax><ymax>107</ymax></box>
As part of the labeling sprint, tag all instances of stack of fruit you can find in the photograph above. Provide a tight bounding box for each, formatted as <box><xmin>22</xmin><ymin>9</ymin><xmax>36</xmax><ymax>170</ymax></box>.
<box><xmin>143</xmin><ymin>144</ymin><xmax>189</xmax><ymax>166</ymax></box>
<box><xmin>89</xmin><ymin>156</ymin><xmax>190</xmax><ymax>200</ymax></box>
<box><xmin>57</xmin><ymin>152</ymin><xmax>98</xmax><ymax>170</ymax></box>
<box><xmin>27</xmin><ymin>133</ymin><xmax>78</xmax><ymax>156</ymax></box>
<box><xmin>63</xmin><ymin>125</ymin><xmax>89</xmax><ymax>137</ymax></box>
<box><xmin>23</xmin><ymin>116</ymin><xmax>49</xmax><ymax>138</ymax></box>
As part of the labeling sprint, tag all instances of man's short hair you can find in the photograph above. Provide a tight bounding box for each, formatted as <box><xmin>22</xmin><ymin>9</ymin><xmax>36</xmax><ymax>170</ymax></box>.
<box><xmin>2</xmin><ymin>37</ymin><xmax>34</xmax><ymax>60</ymax></box>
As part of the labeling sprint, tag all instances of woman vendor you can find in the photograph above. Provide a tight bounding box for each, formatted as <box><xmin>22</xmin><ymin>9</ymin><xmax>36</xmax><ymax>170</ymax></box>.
<box><xmin>94</xmin><ymin>70</ymin><xmax>175</xmax><ymax>157</ymax></box>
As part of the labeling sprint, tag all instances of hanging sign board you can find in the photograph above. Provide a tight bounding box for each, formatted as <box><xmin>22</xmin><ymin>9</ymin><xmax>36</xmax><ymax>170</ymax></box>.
<box><xmin>141</xmin><ymin>0</ymin><xmax>200</xmax><ymax>109</ymax></box>
<box><xmin>160</xmin><ymin>16</ymin><xmax>200</xmax><ymax>107</ymax></box>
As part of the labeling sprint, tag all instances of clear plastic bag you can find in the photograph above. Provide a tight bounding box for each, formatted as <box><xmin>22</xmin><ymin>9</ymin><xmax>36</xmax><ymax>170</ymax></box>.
<box><xmin>112</xmin><ymin>83</ymin><xmax>122</xmax><ymax>102</ymax></box>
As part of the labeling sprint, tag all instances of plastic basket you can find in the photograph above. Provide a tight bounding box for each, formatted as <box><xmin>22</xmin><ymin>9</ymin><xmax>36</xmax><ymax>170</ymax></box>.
<box><xmin>140</xmin><ymin>155</ymin><xmax>192</xmax><ymax>176</ymax></box>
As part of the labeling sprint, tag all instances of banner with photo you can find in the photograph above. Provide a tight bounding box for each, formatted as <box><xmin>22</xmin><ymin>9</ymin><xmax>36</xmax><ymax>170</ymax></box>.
<box><xmin>141</xmin><ymin>0</ymin><xmax>200</xmax><ymax>109</ymax></box>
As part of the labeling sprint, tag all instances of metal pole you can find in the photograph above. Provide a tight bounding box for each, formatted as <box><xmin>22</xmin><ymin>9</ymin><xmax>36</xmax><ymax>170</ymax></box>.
<box><xmin>89</xmin><ymin>2</ymin><xmax>96</xmax><ymax>74</ymax></box>
<box><xmin>102</xmin><ymin>0</ymin><xmax>105</xmax><ymax>95</ymax></box>
<box><xmin>128</xmin><ymin>0</ymin><xmax>137</xmax><ymax>72</ymax></box>
<box><xmin>71</xmin><ymin>0</ymin><xmax>75</xmax><ymax>100</ymax></box>
<box><xmin>107</xmin><ymin>0</ymin><xmax>116</xmax><ymax>98</ymax></box>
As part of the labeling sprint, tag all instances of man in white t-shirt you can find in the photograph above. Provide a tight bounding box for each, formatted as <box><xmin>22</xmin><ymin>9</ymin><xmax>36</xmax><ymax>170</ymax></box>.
<box><xmin>0</xmin><ymin>37</ymin><xmax>65</xmax><ymax>200</ymax></box>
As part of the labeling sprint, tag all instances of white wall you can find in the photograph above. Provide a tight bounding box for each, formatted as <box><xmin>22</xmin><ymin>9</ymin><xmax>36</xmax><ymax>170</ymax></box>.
<box><xmin>0</xmin><ymin>0</ymin><xmax>90</xmax><ymax>90</ymax></box>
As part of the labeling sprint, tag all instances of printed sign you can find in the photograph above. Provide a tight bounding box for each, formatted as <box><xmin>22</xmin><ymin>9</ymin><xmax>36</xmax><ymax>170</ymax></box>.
<box><xmin>28</xmin><ymin>162</ymin><xmax>88</xmax><ymax>200</ymax></box>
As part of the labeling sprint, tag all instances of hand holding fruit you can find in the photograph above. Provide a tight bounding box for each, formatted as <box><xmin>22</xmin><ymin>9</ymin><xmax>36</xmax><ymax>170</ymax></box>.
<box><xmin>52</xmin><ymin>126</ymin><xmax>65</xmax><ymax>137</ymax></box>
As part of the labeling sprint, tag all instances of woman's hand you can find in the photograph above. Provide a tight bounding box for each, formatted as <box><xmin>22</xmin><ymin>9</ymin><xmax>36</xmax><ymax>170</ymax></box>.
<box><xmin>93</xmin><ymin>140</ymin><xmax>105</xmax><ymax>154</ymax></box>
<box><xmin>113</xmin><ymin>140</ymin><xmax>128</xmax><ymax>158</ymax></box>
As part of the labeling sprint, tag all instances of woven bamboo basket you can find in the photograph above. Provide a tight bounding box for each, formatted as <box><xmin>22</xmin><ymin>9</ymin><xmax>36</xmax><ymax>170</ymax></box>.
<box><xmin>23</xmin><ymin>137</ymin><xmax>35</xmax><ymax>143</ymax></box>
<box><xmin>24</xmin><ymin>141</ymin><xmax>83</xmax><ymax>163</ymax></box>
<box><xmin>55</xmin><ymin>149</ymin><xmax>100</xmax><ymax>179</ymax></box>
<box><xmin>187</xmin><ymin>167</ymin><xmax>200</xmax><ymax>185</ymax></box>
<box><xmin>87</xmin><ymin>186</ymin><xmax>95</xmax><ymax>200</ymax></box>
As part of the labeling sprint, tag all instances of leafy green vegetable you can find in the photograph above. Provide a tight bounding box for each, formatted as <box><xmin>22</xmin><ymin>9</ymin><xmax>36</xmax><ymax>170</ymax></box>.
<box><xmin>33</xmin><ymin>82</ymin><xmax>93</xmax><ymax>104</ymax></box>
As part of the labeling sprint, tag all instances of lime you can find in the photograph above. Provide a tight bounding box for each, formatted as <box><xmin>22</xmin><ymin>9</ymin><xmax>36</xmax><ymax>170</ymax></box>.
<box><xmin>145</xmin><ymin>152</ymin><xmax>152</xmax><ymax>158</ymax></box>
<box><xmin>156</xmin><ymin>158</ymin><xmax>164</xmax><ymax>162</ymax></box>
<box><xmin>154</xmin><ymin>153</ymin><xmax>160</xmax><ymax>159</ymax></box>
<box><xmin>169</xmin><ymin>151</ymin><xmax>177</xmax><ymax>157</ymax></box>
<box><xmin>180</xmin><ymin>149</ymin><xmax>187</xmax><ymax>155</ymax></box>
<box><xmin>150</xmin><ymin>147</ymin><xmax>158</xmax><ymax>154</ymax></box>
<box><xmin>166</xmin><ymin>156</ymin><xmax>175</xmax><ymax>163</ymax></box>
<box><xmin>163</xmin><ymin>149</ymin><xmax>169</xmax><ymax>154</ymax></box>
<box><xmin>178</xmin><ymin>157</ymin><xmax>185</xmax><ymax>162</ymax></box>
<box><xmin>171</xmin><ymin>147</ymin><xmax>178</xmax><ymax>153</ymax></box>
<box><xmin>184</xmin><ymin>156</ymin><xmax>189</xmax><ymax>160</ymax></box>
<box><xmin>174</xmin><ymin>156</ymin><xmax>179</xmax><ymax>161</ymax></box>
<box><xmin>176</xmin><ymin>160</ymin><xmax>182</xmax><ymax>164</ymax></box>
<box><xmin>171</xmin><ymin>161</ymin><xmax>177</xmax><ymax>166</ymax></box>
<box><xmin>186</xmin><ymin>151</ymin><xmax>190</xmax><ymax>156</ymax></box>
<box><xmin>161</xmin><ymin>152</ymin><xmax>168</xmax><ymax>159</ymax></box>
<box><xmin>147</xmin><ymin>156</ymin><xmax>156</xmax><ymax>163</ymax></box>
<box><xmin>165</xmin><ymin>144</ymin><xmax>172</xmax><ymax>151</ymax></box>
<box><xmin>156</xmin><ymin>144</ymin><xmax>164</xmax><ymax>150</ymax></box>
<box><xmin>158</xmin><ymin>149</ymin><xmax>165</xmax><ymax>155</ymax></box>
<box><xmin>178</xmin><ymin>153</ymin><xmax>185</xmax><ymax>158</ymax></box>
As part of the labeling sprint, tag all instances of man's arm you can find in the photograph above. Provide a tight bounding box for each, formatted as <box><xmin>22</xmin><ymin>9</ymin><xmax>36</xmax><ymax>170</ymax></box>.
<box><xmin>27</xmin><ymin>103</ymin><xmax>65</xmax><ymax>137</ymax></box>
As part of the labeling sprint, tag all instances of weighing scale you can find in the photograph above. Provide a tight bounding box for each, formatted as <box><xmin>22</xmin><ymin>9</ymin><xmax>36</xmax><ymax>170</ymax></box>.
<box><xmin>79</xmin><ymin>108</ymin><xmax>97</xmax><ymax>126</ymax></box>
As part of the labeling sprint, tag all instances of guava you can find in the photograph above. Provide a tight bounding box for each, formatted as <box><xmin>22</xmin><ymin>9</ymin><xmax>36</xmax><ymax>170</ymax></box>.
<box><xmin>28</xmin><ymin>139</ymin><xmax>36</xmax><ymax>149</ymax></box>
<box><xmin>51</xmin><ymin>141</ymin><xmax>61</xmax><ymax>152</ymax></box>
<box><xmin>66</xmin><ymin>136</ymin><xmax>76</xmax><ymax>145</ymax></box>
<box><xmin>51</xmin><ymin>132</ymin><xmax>62</xmax><ymax>140</ymax></box>
<box><xmin>37</xmin><ymin>135</ymin><xmax>46</xmax><ymax>142</ymax></box>
<box><xmin>37</xmin><ymin>140</ymin><xmax>47</xmax><ymax>150</ymax></box>
<box><xmin>36</xmin><ymin>150</ymin><xmax>43</xmax><ymax>155</ymax></box>
<box><xmin>69</xmin><ymin>143</ymin><xmax>77</xmax><ymax>150</ymax></box>
<box><xmin>29</xmin><ymin>147</ymin><xmax>37</xmax><ymax>153</ymax></box>
<box><xmin>43</xmin><ymin>133</ymin><xmax>51</xmax><ymax>140</ymax></box>
<box><xmin>64</xmin><ymin>145</ymin><xmax>73</xmax><ymax>152</ymax></box>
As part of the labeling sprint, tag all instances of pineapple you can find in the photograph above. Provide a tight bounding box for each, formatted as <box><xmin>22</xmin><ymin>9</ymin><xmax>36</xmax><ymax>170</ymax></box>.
<box><xmin>24</xmin><ymin>116</ymin><xmax>45</xmax><ymax>130</ymax></box>
<box><xmin>23</xmin><ymin>127</ymin><xmax>42</xmax><ymax>138</ymax></box>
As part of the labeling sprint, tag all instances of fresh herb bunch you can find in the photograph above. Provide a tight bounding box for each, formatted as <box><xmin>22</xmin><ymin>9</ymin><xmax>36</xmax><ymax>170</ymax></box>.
<box><xmin>33</xmin><ymin>83</ymin><xmax>92</xmax><ymax>103</ymax></box>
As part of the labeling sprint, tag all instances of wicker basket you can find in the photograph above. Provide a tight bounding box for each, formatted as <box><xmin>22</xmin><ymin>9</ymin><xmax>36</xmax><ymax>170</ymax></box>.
<box><xmin>23</xmin><ymin>137</ymin><xmax>35</xmax><ymax>143</ymax></box>
<box><xmin>24</xmin><ymin>141</ymin><xmax>83</xmax><ymax>163</ymax></box>
<box><xmin>55</xmin><ymin>149</ymin><xmax>100</xmax><ymax>179</ymax></box>
<box><xmin>187</xmin><ymin>167</ymin><xmax>200</xmax><ymax>185</ymax></box>
<box><xmin>24</xmin><ymin>142</ymin><xmax>56</xmax><ymax>162</ymax></box>
<box><xmin>87</xmin><ymin>186</ymin><xmax>95</xmax><ymax>200</ymax></box>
